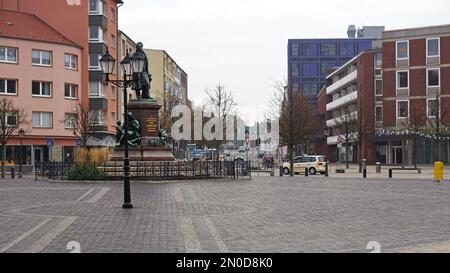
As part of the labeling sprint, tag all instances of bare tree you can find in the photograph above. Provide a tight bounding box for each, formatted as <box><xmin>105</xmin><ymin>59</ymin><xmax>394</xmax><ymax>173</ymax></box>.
<box><xmin>333</xmin><ymin>105</ymin><xmax>358</xmax><ymax>169</ymax></box>
<box><xmin>269</xmin><ymin>80</ymin><xmax>317</xmax><ymax>176</ymax></box>
<box><xmin>401</xmin><ymin>106</ymin><xmax>427</xmax><ymax>168</ymax></box>
<box><xmin>160</xmin><ymin>90</ymin><xmax>180</xmax><ymax>152</ymax></box>
<box><xmin>426</xmin><ymin>94</ymin><xmax>449</xmax><ymax>162</ymax></box>
<box><xmin>351</xmin><ymin>101</ymin><xmax>374</xmax><ymax>172</ymax></box>
<box><xmin>64</xmin><ymin>103</ymin><xmax>98</xmax><ymax>150</ymax></box>
<box><xmin>0</xmin><ymin>98</ymin><xmax>28</xmax><ymax>178</ymax></box>
<box><xmin>203</xmin><ymin>84</ymin><xmax>237</xmax><ymax>158</ymax></box>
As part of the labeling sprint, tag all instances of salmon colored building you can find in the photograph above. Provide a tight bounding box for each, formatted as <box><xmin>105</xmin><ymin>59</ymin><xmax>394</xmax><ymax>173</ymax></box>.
<box><xmin>0</xmin><ymin>0</ymin><xmax>124</xmax><ymax>166</ymax></box>
<box><xmin>0</xmin><ymin>9</ymin><xmax>82</xmax><ymax>165</ymax></box>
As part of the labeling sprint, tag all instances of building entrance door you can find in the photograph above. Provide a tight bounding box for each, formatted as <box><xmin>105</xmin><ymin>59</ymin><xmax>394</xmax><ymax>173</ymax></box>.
<box><xmin>34</xmin><ymin>147</ymin><xmax>43</xmax><ymax>164</ymax></box>
<box><xmin>392</xmin><ymin>146</ymin><xmax>403</xmax><ymax>165</ymax></box>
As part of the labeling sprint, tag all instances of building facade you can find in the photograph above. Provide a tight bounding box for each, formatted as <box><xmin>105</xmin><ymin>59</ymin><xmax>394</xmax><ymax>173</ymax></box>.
<box><xmin>87</xmin><ymin>0</ymin><xmax>122</xmax><ymax>147</ymax></box>
<box><xmin>374</xmin><ymin>24</ymin><xmax>450</xmax><ymax>165</ymax></box>
<box><xmin>322</xmin><ymin>50</ymin><xmax>379</xmax><ymax>164</ymax></box>
<box><xmin>144</xmin><ymin>49</ymin><xmax>187</xmax><ymax>105</ymax></box>
<box><xmin>288</xmin><ymin>26</ymin><xmax>383</xmax><ymax>105</ymax></box>
<box><xmin>0</xmin><ymin>9</ymin><xmax>82</xmax><ymax>165</ymax></box>
<box><xmin>117</xmin><ymin>30</ymin><xmax>136</xmax><ymax>121</ymax></box>
<box><xmin>0</xmin><ymin>0</ymin><xmax>124</xmax><ymax>165</ymax></box>
<box><xmin>317</xmin><ymin>24</ymin><xmax>450</xmax><ymax>165</ymax></box>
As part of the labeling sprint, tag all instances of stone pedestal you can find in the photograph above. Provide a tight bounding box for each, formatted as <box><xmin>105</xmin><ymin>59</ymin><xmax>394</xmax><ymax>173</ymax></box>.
<box><xmin>110</xmin><ymin>146</ymin><xmax>175</xmax><ymax>162</ymax></box>
<box><xmin>110</xmin><ymin>99</ymin><xmax>175</xmax><ymax>162</ymax></box>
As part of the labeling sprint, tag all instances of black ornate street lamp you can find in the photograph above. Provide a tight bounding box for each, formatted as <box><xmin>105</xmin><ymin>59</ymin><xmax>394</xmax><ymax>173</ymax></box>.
<box><xmin>100</xmin><ymin>48</ymin><xmax>144</xmax><ymax>209</ymax></box>
<box><xmin>18</xmin><ymin>128</ymin><xmax>25</xmax><ymax>179</ymax></box>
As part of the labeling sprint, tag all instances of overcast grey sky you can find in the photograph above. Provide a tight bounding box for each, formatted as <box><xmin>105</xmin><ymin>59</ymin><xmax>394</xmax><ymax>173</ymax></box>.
<box><xmin>119</xmin><ymin>0</ymin><xmax>450</xmax><ymax>122</ymax></box>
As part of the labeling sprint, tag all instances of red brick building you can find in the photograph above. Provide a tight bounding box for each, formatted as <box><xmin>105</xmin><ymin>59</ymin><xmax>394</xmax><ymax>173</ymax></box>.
<box><xmin>317</xmin><ymin>24</ymin><xmax>450</xmax><ymax>165</ymax></box>
<box><xmin>374</xmin><ymin>24</ymin><xmax>450</xmax><ymax>165</ymax></box>
<box><xmin>319</xmin><ymin>50</ymin><xmax>379</xmax><ymax>164</ymax></box>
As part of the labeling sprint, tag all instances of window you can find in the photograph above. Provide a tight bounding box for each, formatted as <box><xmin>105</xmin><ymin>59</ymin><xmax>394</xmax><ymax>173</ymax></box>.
<box><xmin>111</xmin><ymin>86</ymin><xmax>116</xmax><ymax>100</ymax></box>
<box><xmin>5</xmin><ymin>112</ymin><xmax>17</xmax><ymax>127</ymax></box>
<box><xmin>89</xmin><ymin>26</ymin><xmax>103</xmax><ymax>42</ymax></box>
<box><xmin>89</xmin><ymin>81</ymin><xmax>104</xmax><ymax>97</ymax></box>
<box><xmin>89</xmin><ymin>0</ymin><xmax>103</xmax><ymax>14</ymax></box>
<box><xmin>65</xmin><ymin>84</ymin><xmax>78</xmax><ymax>99</ymax></box>
<box><xmin>302</xmin><ymin>63</ymin><xmax>318</xmax><ymax>77</ymax></box>
<box><xmin>397</xmin><ymin>100</ymin><xmax>409</xmax><ymax>118</ymax></box>
<box><xmin>301</xmin><ymin>44</ymin><xmax>313</xmax><ymax>56</ymax></box>
<box><xmin>111</xmin><ymin>34</ymin><xmax>116</xmax><ymax>48</ymax></box>
<box><xmin>0</xmin><ymin>46</ymin><xmax>17</xmax><ymax>63</ymax></box>
<box><xmin>0</xmin><ymin>79</ymin><xmax>17</xmax><ymax>95</ymax></box>
<box><xmin>64</xmin><ymin>54</ymin><xmax>78</xmax><ymax>70</ymax></box>
<box><xmin>302</xmin><ymin>83</ymin><xmax>318</xmax><ymax>96</ymax></box>
<box><xmin>396</xmin><ymin>41</ymin><xmax>409</xmax><ymax>59</ymax></box>
<box><xmin>397</xmin><ymin>71</ymin><xmax>409</xmax><ymax>89</ymax></box>
<box><xmin>111</xmin><ymin>8</ymin><xmax>116</xmax><ymax>23</ymax></box>
<box><xmin>32</xmin><ymin>112</ymin><xmax>52</xmax><ymax>128</ymax></box>
<box><xmin>89</xmin><ymin>54</ymin><xmax>101</xmax><ymax>69</ymax></box>
<box><xmin>64</xmin><ymin>114</ymin><xmax>76</xmax><ymax>129</ymax></box>
<box><xmin>291</xmin><ymin>43</ymin><xmax>299</xmax><ymax>56</ymax></box>
<box><xmin>375</xmin><ymin>106</ymin><xmax>383</xmax><ymax>122</ymax></box>
<box><xmin>291</xmin><ymin>63</ymin><xmax>299</xmax><ymax>77</ymax></box>
<box><xmin>375</xmin><ymin>79</ymin><xmax>383</xmax><ymax>96</ymax></box>
<box><xmin>339</xmin><ymin>43</ymin><xmax>353</xmax><ymax>56</ymax></box>
<box><xmin>427</xmin><ymin>68</ymin><xmax>440</xmax><ymax>87</ymax></box>
<box><xmin>427</xmin><ymin>38</ymin><xmax>440</xmax><ymax>57</ymax></box>
<box><xmin>32</xmin><ymin>81</ymin><xmax>51</xmax><ymax>97</ymax></box>
<box><xmin>427</xmin><ymin>99</ymin><xmax>439</xmax><ymax>118</ymax></box>
<box><xmin>320</xmin><ymin>43</ymin><xmax>336</xmax><ymax>56</ymax></box>
<box><xmin>32</xmin><ymin>50</ymin><xmax>52</xmax><ymax>66</ymax></box>
<box><xmin>375</xmin><ymin>52</ymin><xmax>382</xmax><ymax>68</ymax></box>
<box><xmin>90</xmin><ymin>110</ymin><xmax>105</xmax><ymax>126</ymax></box>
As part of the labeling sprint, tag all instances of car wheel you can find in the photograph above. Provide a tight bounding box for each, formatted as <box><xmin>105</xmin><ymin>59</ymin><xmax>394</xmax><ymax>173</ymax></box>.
<box><xmin>283</xmin><ymin>168</ymin><xmax>290</xmax><ymax>175</ymax></box>
<box><xmin>309</xmin><ymin>167</ymin><xmax>317</xmax><ymax>175</ymax></box>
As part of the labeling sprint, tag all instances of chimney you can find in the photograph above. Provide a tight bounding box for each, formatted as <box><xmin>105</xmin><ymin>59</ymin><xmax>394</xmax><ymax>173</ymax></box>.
<box><xmin>347</xmin><ymin>25</ymin><xmax>356</xmax><ymax>38</ymax></box>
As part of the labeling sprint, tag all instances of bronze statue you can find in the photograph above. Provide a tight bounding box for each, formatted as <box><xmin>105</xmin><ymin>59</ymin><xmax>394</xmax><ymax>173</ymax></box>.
<box><xmin>132</xmin><ymin>42</ymin><xmax>152</xmax><ymax>100</ymax></box>
<box><xmin>115</xmin><ymin>112</ymin><xmax>142</xmax><ymax>147</ymax></box>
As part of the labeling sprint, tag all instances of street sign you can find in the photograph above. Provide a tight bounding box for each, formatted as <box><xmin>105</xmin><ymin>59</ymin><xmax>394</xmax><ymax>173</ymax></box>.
<box><xmin>47</xmin><ymin>138</ymin><xmax>54</xmax><ymax>147</ymax></box>
<box><xmin>76</xmin><ymin>138</ymin><xmax>82</xmax><ymax>146</ymax></box>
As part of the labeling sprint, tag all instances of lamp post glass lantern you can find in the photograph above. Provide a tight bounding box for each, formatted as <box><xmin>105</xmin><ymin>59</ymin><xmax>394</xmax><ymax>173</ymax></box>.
<box><xmin>100</xmin><ymin>48</ymin><xmax>137</xmax><ymax>209</ymax></box>
<box><xmin>131</xmin><ymin>51</ymin><xmax>145</xmax><ymax>74</ymax></box>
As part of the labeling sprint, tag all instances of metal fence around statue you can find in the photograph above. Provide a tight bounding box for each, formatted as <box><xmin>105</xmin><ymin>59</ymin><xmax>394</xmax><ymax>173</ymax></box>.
<box><xmin>35</xmin><ymin>160</ymin><xmax>251</xmax><ymax>181</ymax></box>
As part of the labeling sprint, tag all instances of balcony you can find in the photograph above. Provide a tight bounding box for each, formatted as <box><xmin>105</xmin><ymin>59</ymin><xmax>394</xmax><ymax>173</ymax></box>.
<box><xmin>326</xmin><ymin>91</ymin><xmax>357</xmax><ymax>112</ymax></box>
<box><xmin>326</xmin><ymin>70</ymin><xmax>357</xmax><ymax>95</ymax></box>
<box><xmin>326</xmin><ymin>111</ymin><xmax>358</xmax><ymax>128</ymax></box>
<box><xmin>327</xmin><ymin>134</ymin><xmax>356</xmax><ymax>145</ymax></box>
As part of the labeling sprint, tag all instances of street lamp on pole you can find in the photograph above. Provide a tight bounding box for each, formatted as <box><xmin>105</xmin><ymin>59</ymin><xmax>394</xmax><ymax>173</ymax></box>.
<box><xmin>18</xmin><ymin>128</ymin><xmax>25</xmax><ymax>179</ymax></box>
<box><xmin>100</xmin><ymin>48</ymin><xmax>145</xmax><ymax>209</ymax></box>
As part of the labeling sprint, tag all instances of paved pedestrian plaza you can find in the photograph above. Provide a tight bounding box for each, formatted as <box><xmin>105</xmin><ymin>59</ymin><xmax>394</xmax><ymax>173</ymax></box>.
<box><xmin>1</xmin><ymin>176</ymin><xmax>450</xmax><ymax>253</ymax></box>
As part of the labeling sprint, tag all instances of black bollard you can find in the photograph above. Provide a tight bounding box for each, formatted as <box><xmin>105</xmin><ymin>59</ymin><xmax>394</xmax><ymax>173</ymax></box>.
<box><xmin>280</xmin><ymin>166</ymin><xmax>284</xmax><ymax>177</ymax></box>
<box><xmin>11</xmin><ymin>167</ymin><xmax>15</xmax><ymax>179</ymax></box>
<box><xmin>305</xmin><ymin>168</ymin><xmax>309</xmax><ymax>177</ymax></box>
<box><xmin>389</xmin><ymin>169</ymin><xmax>393</xmax><ymax>179</ymax></box>
<box><xmin>325</xmin><ymin>162</ymin><xmax>329</xmax><ymax>177</ymax></box>
<box><xmin>363</xmin><ymin>168</ymin><xmax>367</xmax><ymax>179</ymax></box>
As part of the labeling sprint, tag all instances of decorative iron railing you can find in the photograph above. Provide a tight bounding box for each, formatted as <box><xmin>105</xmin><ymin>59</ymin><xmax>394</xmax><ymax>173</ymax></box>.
<box><xmin>35</xmin><ymin>160</ymin><xmax>251</xmax><ymax>181</ymax></box>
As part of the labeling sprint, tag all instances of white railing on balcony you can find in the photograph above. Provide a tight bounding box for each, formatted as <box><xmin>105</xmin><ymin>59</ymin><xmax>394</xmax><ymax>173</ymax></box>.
<box><xmin>326</xmin><ymin>111</ymin><xmax>358</xmax><ymax>128</ymax></box>
<box><xmin>326</xmin><ymin>70</ymin><xmax>357</xmax><ymax>95</ymax></box>
<box><xmin>327</xmin><ymin>134</ymin><xmax>356</xmax><ymax>145</ymax></box>
<box><xmin>326</xmin><ymin>91</ymin><xmax>358</xmax><ymax>112</ymax></box>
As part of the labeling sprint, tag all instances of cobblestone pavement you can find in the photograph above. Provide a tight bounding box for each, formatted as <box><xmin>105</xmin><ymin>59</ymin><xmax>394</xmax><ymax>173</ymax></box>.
<box><xmin>1</xmin><ymin>176</ymin><xmax>450</xmax><ymax>253</ymax></box>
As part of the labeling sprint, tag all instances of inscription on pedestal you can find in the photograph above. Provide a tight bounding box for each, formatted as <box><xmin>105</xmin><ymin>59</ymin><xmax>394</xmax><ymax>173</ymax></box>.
<box><xmin>146</xmin><ymin>116</ymin><xmax>158</xmax><ymax>134</ymax></box>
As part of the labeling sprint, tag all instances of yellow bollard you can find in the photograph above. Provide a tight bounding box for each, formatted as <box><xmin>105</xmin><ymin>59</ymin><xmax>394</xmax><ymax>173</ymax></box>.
<box><xmin>434</xmin><ymin>162</ymin><xmax>444</xmax><ymax>182</ymax></box>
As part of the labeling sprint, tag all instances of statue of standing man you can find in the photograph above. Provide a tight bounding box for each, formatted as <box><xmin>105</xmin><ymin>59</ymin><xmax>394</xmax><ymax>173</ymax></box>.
<box><xmin>132</xmin><ymin>42</ymin><xmax>152</xmax><ymax>100</ymax></box>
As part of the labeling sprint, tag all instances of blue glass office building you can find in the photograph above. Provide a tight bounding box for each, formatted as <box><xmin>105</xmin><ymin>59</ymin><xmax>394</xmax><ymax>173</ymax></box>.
<box><xmin>288</xmin><ymin>38</ymin><xmax>373</xmax><ymax>104</ymax></box>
